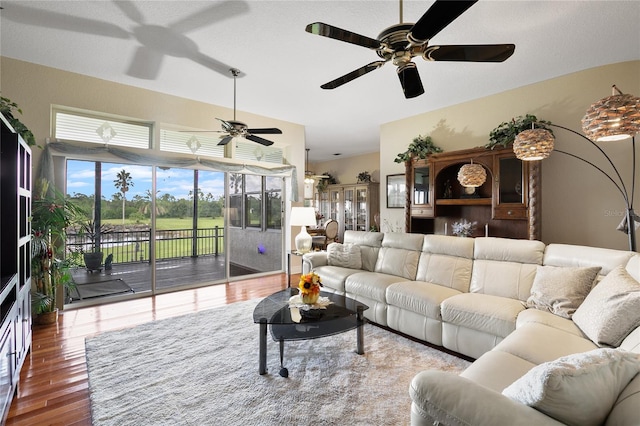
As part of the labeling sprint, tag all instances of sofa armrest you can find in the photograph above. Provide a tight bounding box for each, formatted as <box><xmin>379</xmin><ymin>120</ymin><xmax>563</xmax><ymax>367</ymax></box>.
<box><xmin>410</xmin><ymin>370</ymin><xmax>564</xmax><ymax>426</ymax></box>
<box><xmin>302</xmin><ymin>252</ymin><xmax>328</xmax><ymax>274</ymax></box>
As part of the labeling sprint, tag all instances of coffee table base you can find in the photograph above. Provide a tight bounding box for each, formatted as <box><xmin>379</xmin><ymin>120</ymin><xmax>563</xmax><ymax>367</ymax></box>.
<box><xmin>258</xmin><ymin>305</ymin><xmax>365</xmax><ymax>376</ymax></box>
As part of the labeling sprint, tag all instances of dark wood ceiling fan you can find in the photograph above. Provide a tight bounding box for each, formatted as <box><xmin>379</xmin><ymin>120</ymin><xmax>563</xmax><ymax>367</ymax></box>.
<box><xmin>305</xmin><ymin>0</ymin><xmax>515</xmax><ymax>99</ymax></box>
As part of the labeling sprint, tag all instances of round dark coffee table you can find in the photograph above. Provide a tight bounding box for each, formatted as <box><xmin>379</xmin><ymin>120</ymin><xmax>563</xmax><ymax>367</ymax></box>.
<box><xmin>253</xmin><ymin>287</ymin><xmax>368</xmax><ymax>377</ymax></box>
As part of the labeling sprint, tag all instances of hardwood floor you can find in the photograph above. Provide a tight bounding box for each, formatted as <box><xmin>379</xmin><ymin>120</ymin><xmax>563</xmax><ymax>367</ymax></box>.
<box><xmin>6</xmin><ymin>274</ymin><xmax>290</xmax><ymax>425</ymax></box>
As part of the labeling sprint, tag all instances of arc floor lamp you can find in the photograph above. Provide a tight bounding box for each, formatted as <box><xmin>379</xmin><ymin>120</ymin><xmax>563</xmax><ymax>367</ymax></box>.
<box><xmin>513</xmin><ymin>85</ymin><xmax>639</xmax><ymax>252</ymax></box>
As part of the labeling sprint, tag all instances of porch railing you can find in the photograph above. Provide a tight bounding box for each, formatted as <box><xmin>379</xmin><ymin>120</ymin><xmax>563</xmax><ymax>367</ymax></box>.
<box><xmin>66</xmin><ymin>226</ymin><xmax>224</xmax><ymax>265</ymax></box>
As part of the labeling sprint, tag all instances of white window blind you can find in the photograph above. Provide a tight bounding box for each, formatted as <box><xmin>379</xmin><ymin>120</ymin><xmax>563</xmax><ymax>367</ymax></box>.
<box><xmin>54</xmin><ymin>110</ymin><xmax>151</xmax><ymax>148</ymax></box>
<box><xmin>160</xmin><ymin>129</ymin><xmax>225</xmax><ymax>157</ymax></box>
<box><xmin>235</xmin><ymin>141</ymin><xmax>283</xmax><ymax>164</ymax></box>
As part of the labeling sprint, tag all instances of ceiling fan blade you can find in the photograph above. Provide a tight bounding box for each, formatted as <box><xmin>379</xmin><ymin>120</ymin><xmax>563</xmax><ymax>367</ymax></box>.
<box><xmin>321</xmin><ymin>60</ymin><xmax>387</xmax><ymax>90</ymax></box>
<box><xmin>408</xmin><ymin>0</ymin><xmax>478</xmax><ymax>44</ymax></box>
<box><xmin>397</xmin><ymin>63</ymin><xmax>425</xmax><ymax>99</ymax></box>
<box><xmin>425</xmin><ymin>44</ymin><xmax>515</xmax><ymax>62</ymax></box>
<box><xmin>246</xmin><ymin>128</ymin><xmax>283</xmax><ymax>135</ymax></box>
<box><xmin>126</xmin><ymin>46</ymin><xmax>164</xmax><ymax>79</ymax></box>
<box><xmin>305</xmin><ymin>22</ymin><xmax>382</xmax><ymax>50</ymax></box>
<box><xmin>217</xmin><ymin>135</ymin><xmax>233</xmax><ymax>146</ymax></box>
<box><xmin>246</xmin><ymin>134</ymin><xmax>275</xmax><ymax>146</ymax></box>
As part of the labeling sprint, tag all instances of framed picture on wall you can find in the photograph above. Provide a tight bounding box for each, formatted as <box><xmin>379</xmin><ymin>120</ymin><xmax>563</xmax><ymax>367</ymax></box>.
<box><xmin>386</xmin><ymin>174</ymin><xmax>405</xmax><ymax>208</ymax></box>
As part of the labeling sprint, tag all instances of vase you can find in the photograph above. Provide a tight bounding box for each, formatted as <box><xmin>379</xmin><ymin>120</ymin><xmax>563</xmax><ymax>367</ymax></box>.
<box><xmin>301</xmin><ymin>292</ymin><xmax>319</xmax><ymax>305</ymax></box>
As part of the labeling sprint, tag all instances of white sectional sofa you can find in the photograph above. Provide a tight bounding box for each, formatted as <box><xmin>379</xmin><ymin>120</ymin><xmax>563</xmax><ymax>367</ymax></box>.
<box><xmin>302</xmin><ymin>231</ymin><xmax>640</xmax><ymax>426</ymax></box>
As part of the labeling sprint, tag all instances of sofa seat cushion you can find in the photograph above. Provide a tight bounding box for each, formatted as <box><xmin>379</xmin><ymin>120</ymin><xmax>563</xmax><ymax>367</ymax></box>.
<box><xmin>312</xmin><ymin>265</ymin><xmax>360</xmax><ymax>294</ymax></box>
<box><xmin>501</xmin><ymin>348</ymin><xmax>640</xmax><ymax>426</ymax></box>
<box><xmin>517</xmin><ymin>308</ymin><xmax>586</xmax><ymax>338</ymax></box>
<box><xmin>494</xmin><ymin>322</ymin><xmax>598</xmax><ymax>366</ymax></box>
<box><xmin>344</xmin><ymin>271</ymin><xmax>407</xmax><ymax>303</ymax></box>
<box><xmin>441</xmin><ymin>293</ymin><xmax>525</xmax><ymax>338</ymax></box>
<box><xmin>386</xmin><ymin>281</ymin><xmax>462</xmax><ymax>320</ymax></box>
<box><xmin>461</xmin><ymin>350</ymin><xmax>536</xmax><ymax>393</ymax></box>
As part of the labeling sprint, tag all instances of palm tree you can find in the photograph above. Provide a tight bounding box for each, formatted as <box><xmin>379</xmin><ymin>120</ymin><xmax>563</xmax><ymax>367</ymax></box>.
<box><xmin>139</xmin><ymin>189</ymin><xmax>166</xmax><ymax>218</ymax></box>
<box><xmin>113</xmin><ymin>169</ymin><xmax>133</xmax><ymax>223</ymax></box>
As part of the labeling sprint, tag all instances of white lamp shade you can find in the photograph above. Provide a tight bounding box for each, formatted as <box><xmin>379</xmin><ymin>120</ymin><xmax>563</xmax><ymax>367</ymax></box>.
<box><xmin>290</xmin><ymin>207</ymin><xmax>316</xmax><ymax>253</ymax></box>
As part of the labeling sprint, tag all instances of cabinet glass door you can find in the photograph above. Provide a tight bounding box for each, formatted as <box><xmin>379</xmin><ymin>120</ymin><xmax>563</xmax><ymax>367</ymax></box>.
<box><xmin>355</xmin><ymin>187</ymin><xmax>368</xmax><ymax>231</ymax></box>
<box><xmin>343</xmin><ymin>188</ymin><xmax>354</xmax><ymax>232</ymax></box>
<box><xmin>413</xmin><ymin>166</ymin><xmax>430</xmax><ymax>205</ymax></box>
<box><xmin>499</xmin><ymin>158</ymin><xmax>523</xmax><ymax>203</ymax></box>
<box><xmin>329</xmin><ymin>189</ymin><xmax>340</xmax><ymax>222</ymax></box>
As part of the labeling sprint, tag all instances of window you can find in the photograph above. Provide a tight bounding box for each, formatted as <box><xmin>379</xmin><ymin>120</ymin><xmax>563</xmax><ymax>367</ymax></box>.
<box><xmin>244</xmin><ymin>175</ymin><xmax>262</xmax><ymax>229</ymax></box>
<box><xmin>235</xmin><ymin>140</ymin><xmax>283</xmax><ymax>164</ymax></box>
<box><xmin>229</xmin><ymin>173</ymin><xmax>243</xmax><ymax>228</ymax></box>
<box><xmin>53</xmin><ymin>108</ymin><xmax>152</xmax><ymax>148</ymax></box>
<box><xmin>228</xmin><ymin>174</ymin><xmax>282</xmax><ymax>230</ymax></box>
<box><xmin>160</xmin><ymin>129</ymin><xmax>225</xmax><ymax>157</ymax></box>
<box><xmin>266</xmin><ymin>177</ymin><xmax>282</xmax><ymax>229</ymax></box>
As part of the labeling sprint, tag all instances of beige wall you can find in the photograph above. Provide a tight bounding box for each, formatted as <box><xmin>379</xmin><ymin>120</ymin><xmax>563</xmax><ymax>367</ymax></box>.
<box><xmin>0</xmin><ymin>57</ymin><xmax>307</xmax><ymax>200</ymax></box>
<box><xmin>310</xmin><ymin>151</ymin><xmax>380</xmax><ymax>185</ymax></box>
<box><xmin>381</xmin><ymin>60</ymin><xmax>640</xmax><ymax>251</ymax></box>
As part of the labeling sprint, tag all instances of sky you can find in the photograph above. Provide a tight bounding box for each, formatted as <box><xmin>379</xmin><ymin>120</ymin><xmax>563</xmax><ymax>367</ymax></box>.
<box><xmin>66</xmin><ymin>160</ymin><xmax>226</xmax><ymax>200</ymax></box>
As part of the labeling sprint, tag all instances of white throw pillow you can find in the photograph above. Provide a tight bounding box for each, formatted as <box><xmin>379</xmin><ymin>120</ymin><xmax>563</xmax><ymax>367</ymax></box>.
<box><xmin>327</xmin><ymin>243</ymin><xmax>362</xmax><ymax>269</ymax></box>
<box><xmin>573</xmin><ymin>265</ymin><xmax>640</xmax><ymax>347</ymax></box>
<box><xmin>526</xmin><ymin>265</ymin><xmax>601</xmax><ymax>319</ymax></box>
<box><xmin>502</xmin><ymin>348</ymin><xmax>640</xmax><ymax>426</ymax></box>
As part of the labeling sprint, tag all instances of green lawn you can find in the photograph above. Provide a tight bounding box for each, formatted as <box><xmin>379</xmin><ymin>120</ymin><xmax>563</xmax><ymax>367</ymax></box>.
<box><xmin>103</xmin><ymin>217</ymin><xmax>224</xmax><ymax>230</ymax></box>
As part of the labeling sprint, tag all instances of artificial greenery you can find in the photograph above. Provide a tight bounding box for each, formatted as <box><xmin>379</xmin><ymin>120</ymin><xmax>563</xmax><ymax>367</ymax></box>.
<box><xmin>357</xmin><ymin>171</ymin><xmax>371</xmax><ymax>183</ymax></box>
<box><xmin>0</xmin><ymin>95</ymin><xmax>36</xmax><ymax>146</ymax></box>
<box><xmin>485</xmin><ymin>114</ymin><xmax>553</xmax><ymax>150</ymax></box>
<box><xmin>316</xmin><ymin>172</ymin><xmax>337</xmax><ymax>192</ymax></box>
<box><xmin>394</xmin><ymin>135</ymin><xmax>443</xmax><ymax>163</ymax></box>
<box><xmin>31</xmin><ymin>179</ymin><xmax>84</xmax><ymax>313</ymax></box>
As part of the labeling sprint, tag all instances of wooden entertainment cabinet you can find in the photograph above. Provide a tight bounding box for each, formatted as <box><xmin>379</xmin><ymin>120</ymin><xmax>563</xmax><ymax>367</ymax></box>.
<box><xmin>404</xmin><ymin>146</ymin><xmax>540</xmax><ymax>240</ymax></box>
<box><xmin>0</xmin><ymin>113</ymin><xmax>33</xmax><ymax>421</ymax></box>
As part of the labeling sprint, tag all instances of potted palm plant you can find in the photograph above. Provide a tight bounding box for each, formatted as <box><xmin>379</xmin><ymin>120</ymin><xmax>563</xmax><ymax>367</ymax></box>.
<box><xmin>31</xmin><ymin>179</ymin><xmax>83</xmax><ymax>323</ymax></box>
<box><xmin>77</xmin><ymin>219</ymin><xmax>113</xmax><ymax>272</ymax></box>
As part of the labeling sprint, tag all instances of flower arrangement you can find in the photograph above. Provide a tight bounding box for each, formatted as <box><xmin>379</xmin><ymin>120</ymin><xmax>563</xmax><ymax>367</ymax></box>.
<box><xmin>298</xmin><ymin>272</ymin><xmax>323</xmax><ymax>304</ymax></box>
<box><xmin>451</xmin><ymin>220</ymin><xmax>477</xmax><ymax>237</ymax></box>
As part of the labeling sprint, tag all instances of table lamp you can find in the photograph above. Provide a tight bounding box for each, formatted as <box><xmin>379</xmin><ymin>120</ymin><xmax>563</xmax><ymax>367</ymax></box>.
<box><xmin>290</xmin><ymin>206</ymin><xmax>316</xmax><ymax>253</ymax></box>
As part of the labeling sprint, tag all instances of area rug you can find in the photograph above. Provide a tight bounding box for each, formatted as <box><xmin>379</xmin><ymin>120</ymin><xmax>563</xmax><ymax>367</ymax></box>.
<box><xmin>71</xmin><ymin>279</ymin><xmax>133</xmax><ymax>301</ymax></box>
<box><xmin>85</xmin><ymin>299</ymin><xmax>470</xmax><ymax>425</ymax></box>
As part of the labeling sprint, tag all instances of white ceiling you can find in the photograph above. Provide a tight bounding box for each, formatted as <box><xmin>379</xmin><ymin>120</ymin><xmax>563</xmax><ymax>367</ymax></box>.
<box><xmin>1</xmin><ymin>1</ymin><xmax>639</xmax><ymax>162</ymax></box>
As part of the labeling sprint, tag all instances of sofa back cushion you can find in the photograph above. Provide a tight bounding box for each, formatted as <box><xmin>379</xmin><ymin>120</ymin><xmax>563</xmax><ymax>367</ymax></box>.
<box><xmin>416</xmin><ymin>235</ymin><xmax>475</xmax><ymax>292</ymax></box>
<box><xmin>374</xmin><ymin>232</ymin><xmax>423</xmax><ymax>280</ymax></box>
<box><xmin>470</xmin><ymin>237</ymin><xmax>545</xmax><ymax>300</ymax></box>
<box><xmin>543</xmin><ymin>243</ymin><xmax>634</xmax><ymax>275</ymax></box>
<box><xmin>343</xmin><ymin>231</ymin><xmax>383</xmax><ymax>272</ymax></box>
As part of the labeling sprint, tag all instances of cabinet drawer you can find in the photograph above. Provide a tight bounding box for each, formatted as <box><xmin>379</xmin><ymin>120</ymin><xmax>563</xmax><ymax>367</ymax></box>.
<box><xmin>411</xmin><ymin>206</ymin><xmax>434</xmax><ymax>217</ymax></box>
<box><xmin>493</xmin><ymin>207</ymin><xmax>527</xmax><ymax>220</ymax></box>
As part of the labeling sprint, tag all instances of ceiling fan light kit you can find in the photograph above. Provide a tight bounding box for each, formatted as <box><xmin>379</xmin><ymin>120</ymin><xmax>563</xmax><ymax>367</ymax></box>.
<box><xmin>305</xmin><ymin>0</ymin><xmax>514</xmax><ymax>99</ymax></box>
